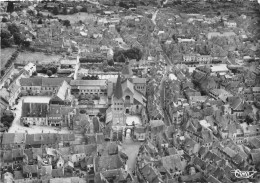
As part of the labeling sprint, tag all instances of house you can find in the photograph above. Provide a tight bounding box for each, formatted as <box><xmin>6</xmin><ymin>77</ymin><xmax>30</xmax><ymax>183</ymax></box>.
<box><xmin>70</xmin><ymin>80</ymin><xmax>107</xmax><ymax>96</ymax></box>
<box><xmin>51</xmin><ymin>168</ymin><xmax>64</xmax><ymax>178</ymax></box>
<box><xmin>182</xmin><ymin>54</ymin><xmax>212</xmax><ymax>66</ymax></box>
<box><xmin>224</xmin><ymin>20</ymin><xmax>237</xmax><ymax>28</ymax></box>
<box><xmin>24</xmin><ymin>133</ymin><xmax>61</xmax><ymax>148</ymax></box>
<box><xmin>0</xmin><ymin>97</ymin><xmax>9</xmax><ymax>116</ymax></box>
<box><xmin>138</xmin><ymin>164</ymin><xmax>163</xmax><ymax>183</ymax></box>
<box><xmin>3</xmin><ymin>150</ymin><xmax>13</xmax><ymax>167</ymax></box>
<box><xmin>150</xmin><ymin>120</ymin><xmax>165</xmax><ymax>134</ymax></box>
<box><xmin>207</xmin><ymin>32</ymin><xmax>236</xmax><ymax>40</ymax></box>
<box><xmin>161</xmin><ymin>154</ymin><xmax>186</xmax><ymax>178</ymax></box>
<box><xmin>208</xmin><ymin>89</ymin><xmax>233</xmax><ymax>102</ymax></box>
<box><xmin>60</xmin><ymin>59</ymin><xmax>77</xmax><ymax>69</ymax></box>
<box><xmin>22</xmin><ymin>165</ymin><xmax>38</xmax><ymax>178</ymax></box>
<box><xmin>21</xmin><ymin>97</ymin><xmax>50</xmax><ymax>126</ymax></box>
<box><xmin>131</xmin><ymin>77</ymin><xmax>146</xmax><ymax>95</ymax></box>
<box><xmin>101</xmin><ymin>168</ymin><xmax>130</xmax><ymax>183</ymax></box>
<box><xmin>133</xmin><ymin>126</ymin><xmax>146</xmax><ymax>141</ymax></box>
<box><xmin>97</xmin><ymin>154</ymin><xmax>126</xmax><ymax>171</ymax></box>
<box><xmin>1</xmin><ymin>133</ymin><xmax>26</xmax><ymax>149</ymax></box>
<box><xmin>20</xmin><ymin>77</ymin><xmax>72</xmax><ymax>96</ymax></box>
<box><xmin>228</xmin><ymin>97</ymin><xmax>245</xmax><ymax>117</ymax></box>
<box><xmin>24</xmin><ymin>63</ymin><xmax>36</xmax><ymax>76</ymax></box>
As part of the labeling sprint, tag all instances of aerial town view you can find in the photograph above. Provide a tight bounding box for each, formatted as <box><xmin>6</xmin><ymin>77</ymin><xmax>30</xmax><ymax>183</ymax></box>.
<box><xmin>0</xmin><ymin>0</ymin><xmax>260</xmax><ymax>182</ymax></box>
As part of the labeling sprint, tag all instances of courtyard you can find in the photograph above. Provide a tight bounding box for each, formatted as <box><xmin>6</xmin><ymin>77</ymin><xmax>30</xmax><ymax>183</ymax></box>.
<box><xmin>125</xmin><ymin>115</ymin><xmax>142</xmax><ymax>126</ymax></box>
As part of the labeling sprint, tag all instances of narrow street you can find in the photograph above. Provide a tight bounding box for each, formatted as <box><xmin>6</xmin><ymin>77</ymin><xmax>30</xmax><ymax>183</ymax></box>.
<box><xmin>120</xmin><ymin>134</ymin><xmax>141</xmax><ymax>174</ymax></box>
<box><xmin>151</xmin><ymin>9</ymin><xmax>159</xmax><ymax>25</ymax></box>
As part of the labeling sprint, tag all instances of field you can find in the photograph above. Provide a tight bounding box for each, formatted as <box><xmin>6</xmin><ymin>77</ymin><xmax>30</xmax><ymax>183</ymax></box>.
<box><xmin>1</xmin><ymin>48</ymin><xmax>16</xmax><ymax>68</ymax></box>
<box><xmin>41</xmin><ymin>12</ymin><xmax>93</xmax><ymax>24</ymax></box>
<box><xmin>16</xmin><ymin>51</ymin><xmax>62</xmax><ymax>65</ymax></box>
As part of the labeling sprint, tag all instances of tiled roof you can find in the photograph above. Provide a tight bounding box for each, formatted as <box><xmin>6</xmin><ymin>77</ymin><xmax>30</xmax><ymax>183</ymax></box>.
<box><xmin>23</xmin><ymin>164</ymin><xmax>38</xmax><ymax>174</ymax></box>
<box><xmin>22</xmin><ymin>102</ymin><xmax>48</xmax><ymax>118</ymax></box>
<box><xmin>12</xmin><ymin>148</ymin><xmax>24</xmax><ymax>159</ymax></box>
<box><xmin>20</xmin><ymin>77</ymin><xmax>42</xmax><ymax>86</ymax></box>
<box><xmin>20</xmin><ymin>77</ymin><xmax>72</xmax><ymax>87</ymax></box>
<box><xmin>114</xmin><ymin>74</ymin><xmax>123</xmax><ymax>99</ymax></box>
<box><xmin>161</xmin><ymin>154</ymin><xmax>184</xmax><ymax>172</ymax></box>
<box><xmin>98</xmin><ymin>154</ymin><xmax>124</xmax><ymax>171</ymax></box>
<box><xmin>70</xmin><ymin>80</ymin><xmax>107</xmax><ymax>86</ymax></box>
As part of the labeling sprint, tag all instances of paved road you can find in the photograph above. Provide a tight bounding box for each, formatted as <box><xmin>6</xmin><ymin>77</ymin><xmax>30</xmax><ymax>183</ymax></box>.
<box><xmin>121</xmin><ymin>135</ymin><xmax>141</xmax><ymax>173</ymax></box>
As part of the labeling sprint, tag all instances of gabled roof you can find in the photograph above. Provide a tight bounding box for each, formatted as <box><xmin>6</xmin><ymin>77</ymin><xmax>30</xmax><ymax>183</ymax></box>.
<box><xmin>161</xmin><ymin>154</ymin><xmax>184</xmax><ymax>172</ymax></box>
<box><xmin>229</xmin><ymin>97</ymin><xmax>243</xmax><ymax>110</ymax></box>
<box><xmin>98</xmin><ymin>154</ymin><xmax>124</xmax><ymax>171</ymax></box>
<box><xmin>132</xmin><ymin>77</ymin><xmax>146</xmax><ymax>84</ymax></box>
<box><xmin>70</xmin><ymin>80</ymin><xmax>107</xmax><ymax>86</ymax></box>
<box><xmin>122</xmin><ymin>79</ymin><xmax>135</xmax><ymax>94</ymax></box>
<box><xmin>20</xmin><ymin>77</ymin><xmax>72</xmax><ymax>87</ymax></box>
<box><xmin>20</xmin><ymin>78</ymin><xmax>42</xmax><ymax>86</ymax></box>
<box><xmin>140</xmin><ymin>164</ymin><xmax>162</xmax><ymax>183</ymax></box>
<box><xmin>23</xmin><ymin>164</ymin><xmax>38</xmax><ymax>174</ymax></box>
<box><xmin>56</xmin><ymin>81</ymin><xmax>70</xmax><ymax>101</ymax></box>
<box><xmin>22</xmin><ymin>103</ymin><xmax>48</xmax><ymax>118</ymax></box>
<box><xmin>114</xmin><ymin>74</ymin><xmax>123</xmax><ymax>99</ymax></box>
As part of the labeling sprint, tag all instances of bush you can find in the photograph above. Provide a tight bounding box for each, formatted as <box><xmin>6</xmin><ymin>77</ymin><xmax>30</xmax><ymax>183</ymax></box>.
<box><xmin>63</xmin><ymin>7</ymin><xmax>67</xmax><ymax>15</ymax></box>
<box><xmin>93</xmin><ymin>95</ymin><xmax>100</xmax><ymax>100</ymax></box>
<box><xmin>1</xmin><ymin>114</ymin><xmax>14</xmax><ymax>128</ymax></box>
<box><xmin>47</xmin><ymin>70</ymin><xmax>53</xmax><ymax>76</ymax></box>
<box><xmin>107</xmin><ymin>59</ymin><xmax>114</xmax><ymax>66</ymax></box>
<box><xmin>113</xmin><ymin>47</ymin><xmax>143</xmax><ymax>62</ymax></box>
<box><xmin>80</xmin><ymin>109</ymin><xmax>86</xmax><ymax>114</ymax></box>
<box><xmin>1</xmin><ymin>28</ymin><xmax>13</xmax><ymax>48</ymax></box>
<box><xmin>81</xmin><ymin>7</ymin><xmax>87</xmax><ymax>12</ymax></box>
<box><xmin>32</xmin><ymin>71</ymin><xmax>37</xmax><ymax>76</ymax></box>
<box><xmin>63</xmin><ymin>20</ymin><xmax>70</xmax><ymax>27</ymax></box>
<box><xmin>38</xmin><ymin>18</ymin><xmax>43</xmax><ymax>24</ymax></box>
<box><xmin>2</xmin><ymin>17</ymin><xmax>8</xmax><ymax>22</ymax></box>
<box><xmin>7</xmin><ymin>2</ymin><xmax>14</xmax><ymax>13</ymax></box>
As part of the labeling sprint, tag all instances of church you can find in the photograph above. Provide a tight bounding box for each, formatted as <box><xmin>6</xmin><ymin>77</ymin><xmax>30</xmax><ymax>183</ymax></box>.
<box><xmin>110</xmin><ymin>74</ymin><xmax>146</xmax><ymax>126</ymax></box>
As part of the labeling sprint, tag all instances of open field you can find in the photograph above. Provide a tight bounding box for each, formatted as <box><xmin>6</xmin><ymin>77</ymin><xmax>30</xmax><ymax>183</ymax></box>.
<box><xmin>1</xmin><ymin>48</ymin><xmax>16</xmax><ymax>68</ymax></box>
<box><xmin>16</xmin><ymin>51</ymin><xmax>62</xmax><ymax>65</ymax></box>
<box><xmin>41</xmin><ymin>12</ymin><xmax>93</xmax><ymax>24</ymax></box>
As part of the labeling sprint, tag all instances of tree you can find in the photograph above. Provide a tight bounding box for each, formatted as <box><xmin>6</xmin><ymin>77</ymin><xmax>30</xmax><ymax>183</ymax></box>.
<box><xmin>8</xmin><ymin>23</ymin><xmax>19</xmax><ymax>35</ymax></box>
<box><xmin>13</xmin><ymin>32</ymin><xmax>24</xmax><ymax>45</ymax></box>
<box><xmin>80</xmin><ymin>109</ymin><xmax>86</xmax><ymax>114</ymax></box>
<box><xmin>47</xmin><ymin>70</ymin><xmax>53</xmax><ymax>77</ymax></box>
<box><xmin>63</xmin><ymin>7</ymin><xmax>67</xmax><ymax>15</ymax></box>
<box><xmin>63</xmin><ymin>20</ymin><xmax>70</xmax><ymax>27</ymax></box>
<box><xmin>2</xmin><ymin>17</ymin><xmax>8</xmax><ymax>22</ymax></box>
<box><xmin>1</xmin><ymin>114</ymin><xmax>14</xmax><ymax>128</ymax></box>
<box><xmin>1</xmin><ymin>29</ymin><xmax>13</xmax><ymax>48</ymax></box>
<box><xmin>72</xmin><ymin>6</ymin><xmax>78</xmax><ymax>14</ymax></box>
<box><xmin>7</xmin><ymin>2</ymin><xmax>14</xmax><ymax>13</ymax></box>
<box><xmin>81</xmin><ymin>7</ymin><xmax>87</xmax><ymax>12</ymax></box>
<box><xmin>38</xmin><ymin>18</ymin><xmax>43</xmax><ymax>24</ymax></box>
<box><xmin>108</xmin><ymin>59</ymin><xmax>114</xmax><ymax>66</ymax></box>
<box><xmin>22</xmin><ymin>41</ymin><xmax>30</xmax><ymax>48</ymax></box>
<box><xmin>32</xmin><ymin>71</ymin><xmax>37</xmax><ymax>76</ymax></box>
<box><xmin>53</xmin><ymin>7</ymin><xmax>59</xmax><ymax>15</ymax></box>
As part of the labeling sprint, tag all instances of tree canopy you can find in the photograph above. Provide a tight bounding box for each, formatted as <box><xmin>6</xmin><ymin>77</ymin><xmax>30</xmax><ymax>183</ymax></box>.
<box><xmin>113</xmin><ymin>47</ymin><xmax>143</xmax><ymax>62</ymax></box>
<box><xmin>7</xmin><ymin>2</ymin><xmax>14</xmax><ymax>13</ymax></box>
<box><xmin>1</xmin><ymin>29</ymin><xmax>13</xmax><ymax>48</ymax></box>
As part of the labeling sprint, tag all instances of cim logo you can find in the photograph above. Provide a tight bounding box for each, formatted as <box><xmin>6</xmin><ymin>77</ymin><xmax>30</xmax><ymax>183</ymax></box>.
<box><xmin>231</xmin><ymin>169</ymin><xmax>257</xmax><ymax>179</ymax></box>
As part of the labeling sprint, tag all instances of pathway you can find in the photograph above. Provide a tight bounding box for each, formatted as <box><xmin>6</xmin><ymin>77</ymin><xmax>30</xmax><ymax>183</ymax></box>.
<box><xmin>121</xmin><ymin>136</ymin><xmax>141</xmax><ymax>174</ymax></box>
